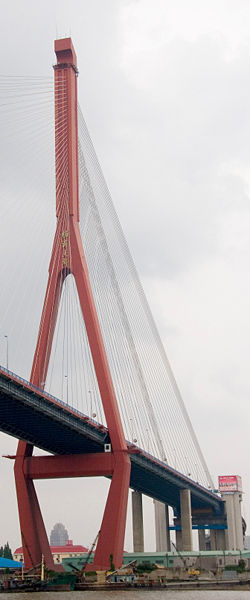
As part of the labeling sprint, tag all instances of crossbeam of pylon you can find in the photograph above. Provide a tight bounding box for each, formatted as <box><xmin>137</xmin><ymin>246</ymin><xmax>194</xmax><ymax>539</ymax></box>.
<box><xmin>14</xmin><ymin>37</ymin><xmax>131</xmax><ymax>572</ymax></box>
<box><xmin>23</xmin><ymin>453</ymin><xmax>115</xmax><ymax>479</ymax></box>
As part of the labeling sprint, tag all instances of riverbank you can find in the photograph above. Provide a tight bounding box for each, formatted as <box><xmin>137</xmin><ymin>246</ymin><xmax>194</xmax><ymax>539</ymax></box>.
<box><xmin>1</xmin><ymin>580</ymin><xmax>250</xmax><ymax>593</ymax></box>
<box><xmin>75</xmin><ymin>578</ymin><xmax>250</xmax><ymax>591</ymax></box>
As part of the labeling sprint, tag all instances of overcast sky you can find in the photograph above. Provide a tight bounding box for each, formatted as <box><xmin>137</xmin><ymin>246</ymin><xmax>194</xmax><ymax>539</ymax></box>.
<box><xmin>0</xmin><ymin>0</ymin><xmax>250</xmax><ymax>553</ymax></box>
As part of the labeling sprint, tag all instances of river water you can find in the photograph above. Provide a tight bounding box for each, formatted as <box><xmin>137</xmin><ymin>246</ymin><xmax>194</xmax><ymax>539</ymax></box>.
<box><xmin>0</xmin><ymin>592</ymin><xmax>250</xmax><ymax>599</ymax></box>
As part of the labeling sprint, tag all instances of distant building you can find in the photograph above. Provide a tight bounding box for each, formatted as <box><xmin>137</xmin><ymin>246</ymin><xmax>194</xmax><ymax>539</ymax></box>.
<box><xmin>14</xmin><ymin>540</ymin><xmax>88</xmax><ymax>565</ymax></box>
<box><xmin>50</xmin><ymin>522</ymin><xmax>69</xmax><ymax>546</ymax></box>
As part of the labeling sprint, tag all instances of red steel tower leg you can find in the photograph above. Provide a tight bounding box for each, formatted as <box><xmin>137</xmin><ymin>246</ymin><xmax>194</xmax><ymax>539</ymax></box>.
<box><xmin>14</xmin><ymin>441</ymin><xmax>55</xmax><ymax>570</ymax></box>
<box><xmin>14</xmin><ymin>38</ymin><xmax>131</xmax><ymax>571</ymax></box>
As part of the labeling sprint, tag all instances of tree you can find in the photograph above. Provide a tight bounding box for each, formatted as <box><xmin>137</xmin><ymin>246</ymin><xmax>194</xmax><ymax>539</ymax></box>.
<box><xmin>0</xmin><ymin>543</ymin><xmax>13</xmax><ymax>560</ymax></box>
<box><xmin>109</xmin><ymin>554</ymin><xmax>115</xmax><ymax>572</ymax></box>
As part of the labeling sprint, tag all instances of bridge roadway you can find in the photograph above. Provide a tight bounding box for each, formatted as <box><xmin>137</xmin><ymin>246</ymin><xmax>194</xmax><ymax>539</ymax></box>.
<box><xmin>0</xmin><ymin>366</ymin><xmax>224</xmax><ymax>517</ymax></box>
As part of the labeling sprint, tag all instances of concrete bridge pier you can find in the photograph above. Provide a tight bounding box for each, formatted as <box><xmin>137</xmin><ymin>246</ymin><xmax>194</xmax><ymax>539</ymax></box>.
<box><xmin>234</xmin><ymin>492</ymin><xmax>244</xmax><ymax>549</ymax></box>
<box><xmin>198</xmin><ymin>528</ymin><xmax>206</xmax><ymax>550</ymax></box>
<box><xmin>173</xmin><ymin>489</ymin><xmax>193</xmax><ymax>551</ymax></box>
<box><xmin>210</xmin><ymin>528</ymin><xmax>226</xmax><ymax>550</ymax></box>
<box><xmin>223</xmin><ymin>492</ymin><xmax>243</xmax><ymax>550</ymax></box>
<box><xmin>154</xmin><ymin>500</ymin><xmax>170</xmax><ymax>551</ymax></box>
<box><xmin>175</xmin><ymin>529</ymin><xmax>182</xmax><ymax>550</ymax></box>
<box><xmin>132</xmin><ymin>491</ymin><xmax>144</xmax><ymax>552</ymax></box>
<box><xmin>180</xmin><ymin>489</ymin><xmax>193</xmax><ymax>551</ymax></box>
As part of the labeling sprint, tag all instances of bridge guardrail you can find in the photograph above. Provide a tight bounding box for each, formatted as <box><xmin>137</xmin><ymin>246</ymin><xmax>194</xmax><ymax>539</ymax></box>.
<box><xmin>0</xmin><ymin>364</ymin><xmax>100</xmax><ymax>426</ymax></box>
<box><xmin>0</xmin><ymin>364</ymin><xmax>222</xmax><ymax>502</ymax></box>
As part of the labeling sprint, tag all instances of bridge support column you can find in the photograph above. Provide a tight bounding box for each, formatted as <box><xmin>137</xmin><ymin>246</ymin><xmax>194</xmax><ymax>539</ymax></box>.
<box><xmin>154</xmin><ymin>500</ymin><xmax>170</xmax><ymax>551</ymax></box>
<box><xmin>180</xmin><ymin>489</ymin><xmax>193</xmax><ymax>551</ymax></box>
<box><xmin>224</xmin><ymin>494</ymin><xmax>236</xmax><ymax>549</ymax></box>
<box><xmin>211</xmin><ymin>529</ymin><xmax>226</xmax><ymax>550</ymax></box>
<box><xmin>14</xmin><ymin>441</ymin><xmax>55</xmax><ymax>570</ymax></box>
<box><xmin>93</xmin><ymin>453</ymin><xmax>131</xmax><ymax>570</ymax></box>
<box><xmin>175</xmin><ymin>529</ymin><xmax>182</xmax><ymax>551</ymax></box>
<box><xmin>198</xmin><ymin>529</ymin><xmax>206</xmax><ymax>551</ymax></box>
<box><xmin>132</xmin><ymin>491</ymin><xmax>144</xmax><ymax>552</ymax></box>
<box><xmin>234</xmin><ymin>492</ymin><xmax>244</xmax><ymax>550</ymax></box>
<box><xmin>223</xmin><ymin>492</ymin><xmax>243</xmax><ymax>550</ymax></box>
<box><xmin>210</xmin><ymin>529</ymin><xmax>216</xmax><ymax>550</ymax></box>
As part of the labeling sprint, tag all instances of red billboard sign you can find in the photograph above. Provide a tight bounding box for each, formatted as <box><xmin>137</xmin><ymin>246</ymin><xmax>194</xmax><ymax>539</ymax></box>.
<box><xmin>218</xmin><ymin>475</ymin><xmax>242</xmax><ymax>493</ymax></box>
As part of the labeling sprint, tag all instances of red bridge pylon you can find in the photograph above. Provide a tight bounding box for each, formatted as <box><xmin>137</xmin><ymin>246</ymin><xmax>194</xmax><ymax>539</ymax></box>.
<box><xmin>14</xmin><ymin>38</ymin><xmax>131</xmax><ymax>571</ymax></box>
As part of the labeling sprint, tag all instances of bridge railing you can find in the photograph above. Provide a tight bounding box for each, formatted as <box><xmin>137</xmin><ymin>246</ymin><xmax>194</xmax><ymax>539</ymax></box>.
<box><xmin>0</xmin><ymin>364</ymin><xmax>100</xmax><ymax>426</ymax></box>
<box><xmin>0</xmin><ymin>364</ymin><xmax>221</xmax><ymax>500</ymax></box>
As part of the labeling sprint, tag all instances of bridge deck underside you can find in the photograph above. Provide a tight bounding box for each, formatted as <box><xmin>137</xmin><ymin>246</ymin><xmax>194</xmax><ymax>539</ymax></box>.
<box><xmin>0</xmin><ymin>371</ymin><xmax>223</xmax><ymax>516</ymax></box>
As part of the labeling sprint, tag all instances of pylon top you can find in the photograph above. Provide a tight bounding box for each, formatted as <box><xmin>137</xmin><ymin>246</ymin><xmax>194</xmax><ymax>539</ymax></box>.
<box><xmin>54</xmin><ymin>37</ymin><xmax>77</xmax><ymax>70</ymax></box>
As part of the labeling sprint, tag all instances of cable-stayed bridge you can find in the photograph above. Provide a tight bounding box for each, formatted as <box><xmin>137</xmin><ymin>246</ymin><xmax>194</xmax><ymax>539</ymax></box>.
<box><xmin>0</xmin><ymin>366</ymin><xmax>222</xmax><ymax>512</ymax></box>
<box><xmin>0</xmin><ymin>38</ymin><xmax>240</xmax><ymax>571</ymax></box>
<box><xmin>0</xmin><ymin>364</ymin><xmax>225</xmax><ymax>567</ymax></box>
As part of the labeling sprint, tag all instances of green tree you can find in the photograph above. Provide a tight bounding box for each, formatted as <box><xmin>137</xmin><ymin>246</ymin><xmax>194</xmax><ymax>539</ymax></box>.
<box><xmin>109</xmin><ymin>553</ymin><xmax>115</xmax><ymax>571</ymax></box>
<box><xmin>2</xmin><ymin>543</ymin><xmax>12</xmax><ymax>559</ymax></box>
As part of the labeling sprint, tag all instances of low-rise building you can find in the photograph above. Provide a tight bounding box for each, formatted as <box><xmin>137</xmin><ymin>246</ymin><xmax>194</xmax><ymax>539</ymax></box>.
<box><xmin>14</xmin><ymin>539</ymin><xmax>88</xmax><ymax>565</ymax></box>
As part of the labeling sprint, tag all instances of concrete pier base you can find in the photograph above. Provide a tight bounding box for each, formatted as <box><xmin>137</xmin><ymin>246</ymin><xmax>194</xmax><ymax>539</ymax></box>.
<box><xmin>224</xmin><ymin>494</ymin><xmax>236</xmax><ymax>550</ymax></box>
<box><xmin>210</xmin><ymin>529</ymin><xmax>216</xmax><ymax>551</ymax></box>
<box><xmin>222</xmin><ymin>492</ymin><xmax>243</xmax><ymax>550</ymax></box>
<box><xmin>180</xmin><ymin>489</ymin><xmax>193</xmax><ymax>551</ymax></box>
<box><xmin>175</xmin><ymin>529</ymin><xmax>182</xmax><ymax>551</ymax></box>
<box><xmin>154</xmin><ymin>500</ymin><xmax>170</xmax><ymax>551</ymax></box>
<box><xmin>234</xmin><ymin>492</ymin><xmax>244</xmax><ymax>550</ymax></box>
<box><xmin>216</xmin><ymin>529</ymin><xmax>226</xmax><ymax>550</ymax></box>
<box><xmin>198</xmin><ymin>529</ymin><xmax>206</xmax><ymax>551</ymax></box>
<box><xmin>132</xmin><ymin>491</ymin><xmax>144</xmax><ymax>552</ymax></box>
<box><xmin>210</xmin><ymin>528</ymin><xmax>226</xmax><ymax>550</ymax></box>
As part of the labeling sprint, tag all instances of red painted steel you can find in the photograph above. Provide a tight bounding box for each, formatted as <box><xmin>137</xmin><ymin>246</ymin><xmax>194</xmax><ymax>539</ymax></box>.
<box><xmin>93</xmin><ymin>452</ymin><xmax>131</xmax><ymax>570</ymax></box>
<box><xmin>24</xmin><ymin>453</ymin><xmax>115</xmax><ymax>479</ymax></box>
<box><xmin>14</xmin><ymin>441</ymin><xmax>55</xmax><ymax>570</ymax></box>
<box><xmin>14</xmin><ymin>37</ymin><xmax>130</xmax><ymax>571</ymax></box>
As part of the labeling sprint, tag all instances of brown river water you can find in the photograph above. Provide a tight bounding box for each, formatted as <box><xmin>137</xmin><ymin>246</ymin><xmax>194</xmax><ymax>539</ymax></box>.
<box><xmin>1</xmin><ymin>592</ymin><xmax>250</xmax><ymax>599</ymax></box>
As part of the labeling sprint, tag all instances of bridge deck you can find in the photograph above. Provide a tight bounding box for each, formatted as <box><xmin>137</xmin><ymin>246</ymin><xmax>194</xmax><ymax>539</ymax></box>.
<box><xmin>0</xmin><ymin>367</ymin><xmax>224</xmax><ymax>516</ymax></box>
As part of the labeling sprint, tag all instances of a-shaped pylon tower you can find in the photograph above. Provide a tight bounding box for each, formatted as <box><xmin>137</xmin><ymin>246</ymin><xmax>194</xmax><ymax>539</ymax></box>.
<box><xmin>14</xmin><ymin>38</ymin><xmax>131</xmax><ymax>571</ymax></box>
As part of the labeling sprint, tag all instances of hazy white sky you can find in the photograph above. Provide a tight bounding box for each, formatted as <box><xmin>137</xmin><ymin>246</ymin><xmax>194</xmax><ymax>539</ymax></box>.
<box><xmin>0</xmin><ymin>0</ymin><xmax>250</xmax><ymax>553</ymax></box>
